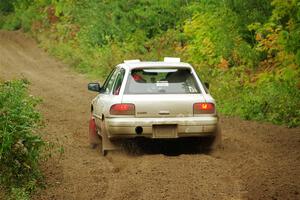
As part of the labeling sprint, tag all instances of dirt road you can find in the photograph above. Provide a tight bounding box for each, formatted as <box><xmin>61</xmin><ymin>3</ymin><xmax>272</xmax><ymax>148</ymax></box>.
<box><xmin>0</xmin><ymin>31</ymin><xmax>299</xmax><ymax>200</ymax></box>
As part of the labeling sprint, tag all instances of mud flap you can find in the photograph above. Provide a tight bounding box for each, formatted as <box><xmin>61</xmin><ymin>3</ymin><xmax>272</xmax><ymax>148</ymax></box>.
<box><xmin>210</xmin><ymin>124</ymin><xmax>222</xmax><ymax>150</ymax></box>
<box><xmin>100</xmin><ymin>120</ymin><xmax>121</xmax><ymax>156</ymax></box>
<box><xmin>89</xmin><ymin>115</ymin><xmax>100</xmax><ymax>147</ymax></box>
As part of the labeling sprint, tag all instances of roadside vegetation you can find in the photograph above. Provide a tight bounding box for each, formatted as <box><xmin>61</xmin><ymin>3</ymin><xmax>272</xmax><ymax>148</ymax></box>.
<box><xmin>0</xmin><ymin>80</ymin><xmax>44</xmax><ymax>200</ymax></box>
<box><xmin>0</xmin><ymin>0</ymin><xmax>299</xmax><ymax>127</ymax></box>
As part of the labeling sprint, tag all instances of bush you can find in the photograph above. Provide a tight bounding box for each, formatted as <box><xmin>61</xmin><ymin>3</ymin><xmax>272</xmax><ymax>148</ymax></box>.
<box><xmin>183</xmin><ymin>1</ymin><xmax>260</xmax><ymax>68</ymax></box>
<box><xmin>9</xmin><ymin>187</ymin><xmax>30</xmax><ymax>200</ymax></box>
<box><xmin>0</xmin><ymin>0</ymin><xmax>16</xmax><ymax>14</ymax></box>
<box><xmin>0</xmin><ymin>80</ymin><xmax>44</xmax><ymax>197</ymax></box>
<box><xmin>209</xmin><ymin>67</ymin><xmax>300</xmax><ymax>127</ymax></box>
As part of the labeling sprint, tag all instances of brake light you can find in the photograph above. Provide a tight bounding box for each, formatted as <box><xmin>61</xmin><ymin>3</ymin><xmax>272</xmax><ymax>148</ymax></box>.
<box><xmin>193</xmin><ymin>103</ymin><xmax>215</xmax><ymax>114</ymax></box>
<box><xmin>110</xmin><ymin>103</ymin><xmax>135</xmax><ymax>115</ymax></box>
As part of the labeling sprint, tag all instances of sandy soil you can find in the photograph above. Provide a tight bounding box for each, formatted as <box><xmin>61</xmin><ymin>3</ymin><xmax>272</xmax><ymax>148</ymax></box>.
<box><xmin>0</xmin><ymin>30</ymin><xmax>299</xmax><ymax>200</ymax></box>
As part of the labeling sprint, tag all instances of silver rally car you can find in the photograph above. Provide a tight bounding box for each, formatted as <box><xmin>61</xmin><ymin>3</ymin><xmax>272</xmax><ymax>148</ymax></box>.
<box><xmin>88</xmin><ymin>57</ymin><xmax>221</xmax><ymax>155</ymax></box>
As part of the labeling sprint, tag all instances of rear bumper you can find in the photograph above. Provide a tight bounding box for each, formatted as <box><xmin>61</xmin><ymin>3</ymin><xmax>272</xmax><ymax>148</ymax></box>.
<box><xmin>105</xmin><ymin>116</ymin><xmax>218</xmax><ymax>139</ymax></box>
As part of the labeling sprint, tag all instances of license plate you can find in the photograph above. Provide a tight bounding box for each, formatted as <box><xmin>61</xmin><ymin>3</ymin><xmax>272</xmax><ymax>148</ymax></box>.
<box><xmin>153</xmin><ymin>125</ymin><xmax>177</xmax><ymax>138</ymax></box>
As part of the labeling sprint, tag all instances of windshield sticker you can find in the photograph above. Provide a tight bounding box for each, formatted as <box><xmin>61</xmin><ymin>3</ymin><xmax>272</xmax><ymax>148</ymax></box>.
<box><xmin>188</xmin><ymin>86</ymin><xmax>197</xmax><ymax>93</ymax></box>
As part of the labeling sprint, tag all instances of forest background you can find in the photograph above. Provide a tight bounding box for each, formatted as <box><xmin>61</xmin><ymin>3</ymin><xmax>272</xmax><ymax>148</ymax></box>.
<box><xmin>1</xmin><ymin>0</ymin><xmax>299</xmax><ymax>127</ymax></box>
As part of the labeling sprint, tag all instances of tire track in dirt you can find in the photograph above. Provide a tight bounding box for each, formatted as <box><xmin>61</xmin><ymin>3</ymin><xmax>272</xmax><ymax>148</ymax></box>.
<box><xmin>0</xmin><ymin>31</ymin><xmax>299</xmax><ymax>200</ymax></box>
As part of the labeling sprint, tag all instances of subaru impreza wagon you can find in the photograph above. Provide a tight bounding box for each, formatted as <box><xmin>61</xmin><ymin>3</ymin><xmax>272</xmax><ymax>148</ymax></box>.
<box><xmin>88</xmin><ymin>57</ymin><xmax>221</xmax><ymax>155</ymax></box>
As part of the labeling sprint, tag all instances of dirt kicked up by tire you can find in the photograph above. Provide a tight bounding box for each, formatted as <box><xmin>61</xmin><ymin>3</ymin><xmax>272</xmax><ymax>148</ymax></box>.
<box><xmin>0</xmin><ymin>30</ymin><xmax>299</xmax><ymax>200</ymax></box>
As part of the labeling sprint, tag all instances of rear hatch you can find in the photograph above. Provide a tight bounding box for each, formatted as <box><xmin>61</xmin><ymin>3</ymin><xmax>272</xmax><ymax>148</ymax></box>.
<box><xmin>122</xmin><ymin>94</ymin><xmax>205</xmax><ymax>118</ymax></box>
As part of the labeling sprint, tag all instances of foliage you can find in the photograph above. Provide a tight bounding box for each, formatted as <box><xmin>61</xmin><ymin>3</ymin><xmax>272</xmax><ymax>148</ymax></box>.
<box><xmin>0</xmin><ymin>0</ymin><xmax>299</xmax><ymax>127</ymax></box>
<box><xmin>71</xmin><ymin>0</ymin><xmax>192</xmax><ymax>46</ymax></box>
<box><xmin>0</xmin><ymin>0</ymin><xmax>16</xmax><ymax>14</ymax></box>
<box><xmin>0</xmin><ymin>0</ymin><xmax>47</xmax><ymax>31</ymax></box>
<box><xmin>8</xmin><ymin>187</ymin><xmax>30</xmax><ymax>200</ymax></box>
<box><xmin>224</xmin><ymin>0</ymin><xmax>272</xmax><ymax>43</ymax></box>
<box><xmin>0</xmin><ymin>80</ymin><xmax>44</xmax><ymax>198</ymax></box>
<box><xmin>184</xmin><ymin>1</ymin><xmax>258</xmax><ymax>68</ymax></box>
<box><xmin>209</xmin><ymin>67</ymin><xmax>300</xmax><ymax>127</ymax></box>
<box><xmin>184</xmin><ymin>0</ymin><xmax>300</xmax><ymax>127</ymax></box>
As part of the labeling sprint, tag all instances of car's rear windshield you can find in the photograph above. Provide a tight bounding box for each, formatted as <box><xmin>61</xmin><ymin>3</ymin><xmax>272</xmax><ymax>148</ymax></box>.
<box><xmin>124</xmin><ymin>68</ymin><xmax>201</xmax><ymax>94</ymax></box>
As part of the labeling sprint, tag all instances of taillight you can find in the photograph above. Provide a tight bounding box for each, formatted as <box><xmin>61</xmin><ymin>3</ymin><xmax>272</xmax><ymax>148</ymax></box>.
<box><xmin>193</xmin><ymin>103</ymin><xmax>215</xmax><ymax>114</ymax></box>
<box><xmin>110</xmin><ymin>103</ymin><xmax>135</xmax><ymax>115</ymax></box>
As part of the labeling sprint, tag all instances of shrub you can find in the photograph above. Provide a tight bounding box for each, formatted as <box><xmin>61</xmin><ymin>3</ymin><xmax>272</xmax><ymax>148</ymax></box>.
<box><xmin>208</xmin><ymin>67</ymin><xmax>300</xmax><ymax>127</ymax></box>
<box><xmin>0</xmin><ymin>80</ymin><xmax>44</xmax><ymax>197</ymax></box>
<box><xmin>183</xmin><ymin>1</ymin><xmax>260</xmax><ymax>68</ymax></box>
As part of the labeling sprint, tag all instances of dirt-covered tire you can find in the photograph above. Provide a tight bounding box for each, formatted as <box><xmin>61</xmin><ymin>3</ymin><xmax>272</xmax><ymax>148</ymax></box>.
<box><xmin>89</xmin><ymin>115</ymin><xmax>101</xmax><ymax>148</ymax></box>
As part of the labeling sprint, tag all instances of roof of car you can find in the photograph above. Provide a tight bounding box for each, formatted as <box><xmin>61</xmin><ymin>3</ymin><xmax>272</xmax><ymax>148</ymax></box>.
<box><xmin>118</xmin><ymin>61</ymin><xmax>192</xmax><ymax>70</ymax></box>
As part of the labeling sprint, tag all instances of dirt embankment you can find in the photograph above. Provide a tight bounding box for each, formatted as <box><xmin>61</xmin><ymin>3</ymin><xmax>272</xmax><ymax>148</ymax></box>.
<box><xmin>0</xmin><ymin>31</ymin><xmax>299</xmax><ymax>200</ymax></box>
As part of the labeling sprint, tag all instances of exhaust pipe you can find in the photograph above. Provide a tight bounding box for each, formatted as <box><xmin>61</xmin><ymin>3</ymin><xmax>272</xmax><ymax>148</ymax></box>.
<box><xmin>135</xmin><ymin>126</ymin><xmax>143</xmax><ymax>135</ymax></box>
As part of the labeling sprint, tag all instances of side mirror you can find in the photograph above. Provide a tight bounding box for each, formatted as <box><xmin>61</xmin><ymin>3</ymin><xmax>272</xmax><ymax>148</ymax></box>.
<box><xmin>204</xmin><ymin>82</ymin><xmax>209</xmax><ymax>89</ymax></box>
<box><xmin>88</xmin><ymin>83</ymin><xmax>101</xmax><ymax>92</ymax></box>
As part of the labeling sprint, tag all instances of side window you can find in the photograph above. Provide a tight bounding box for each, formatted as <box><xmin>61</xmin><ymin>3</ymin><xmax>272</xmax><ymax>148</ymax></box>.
<box><xmin>101</xmin><ymin>68</ymin><xmax>116</xmax><ymax>92</ymax></box>
<box><xmin>112</xmin><ymin>68</ymin><xmax>126</xmax><ymax>95</ymax></box>
<box><xmin>102</xmin><ymin>69</ymin><xmax>119</xmax><ymax>94</ymax></box>
<box><xmin>194</xmin><ymin>71</ymin><xmax>209</xmax><ymax>94</ymax></box>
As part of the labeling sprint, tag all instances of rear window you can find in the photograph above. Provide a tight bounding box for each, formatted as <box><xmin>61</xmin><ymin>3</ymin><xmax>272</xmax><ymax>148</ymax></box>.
<box><xmin>124</xmin><ymin>68</ymin><xmax>201</xmax><ymax>94</ymax></box>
